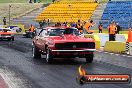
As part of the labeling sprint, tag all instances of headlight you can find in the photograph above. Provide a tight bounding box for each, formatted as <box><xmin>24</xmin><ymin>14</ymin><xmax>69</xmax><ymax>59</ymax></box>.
<box><xmin>48</xmin><ymin>40</ymin><xmax>54</xmax><ymax>45</ymax></box>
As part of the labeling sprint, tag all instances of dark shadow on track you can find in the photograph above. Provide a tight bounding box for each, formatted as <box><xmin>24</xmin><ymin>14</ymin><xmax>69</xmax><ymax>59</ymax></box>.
<box><xmin>31</xmin><ymin>56</ymin><xmax>89</xmax><ymax>65</ymax></box>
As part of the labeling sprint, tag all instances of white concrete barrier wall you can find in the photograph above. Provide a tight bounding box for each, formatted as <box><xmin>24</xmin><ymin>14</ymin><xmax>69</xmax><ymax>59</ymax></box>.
<box><xmin>97</xmin><ymin>34</ymin><xmax>128</xmax><ymax>47</ymax></box>
<box><xmin>97</xmin><ymin>34</ymin><xmax>109</xmax><ymax>47</ymax></box>
<box><xmin>116</xmin><ymin>34</ymin><xmax>127</xmax><ymax>42</ymax></box>
<box><xmin>0</xmin><ymin>25</ymin><xmax>4</xmax><ymax>28</ymax></box>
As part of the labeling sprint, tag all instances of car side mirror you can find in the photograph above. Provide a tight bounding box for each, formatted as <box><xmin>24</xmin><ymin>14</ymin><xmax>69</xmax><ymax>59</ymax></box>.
<box><xmin>45</xmin><ymin>33</ymin><xmax>48</xmax><ymax>35</ymax></box>
<box><xmin>79</xmin><ymin>34</ymin><xmax>84</xmax><ymax>37</ymax></box>
<box><xmin>59</xmin><ymin>32</ymin><xmax>64</xmax><ymax>37</ymax></box>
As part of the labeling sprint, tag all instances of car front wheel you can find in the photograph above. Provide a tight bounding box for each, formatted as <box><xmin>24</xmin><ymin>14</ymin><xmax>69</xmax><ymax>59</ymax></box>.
<box><xmin>46</xmin><ymin>48</ymin><xmax>53</xmax><ymax>63</ymax></box>
<box><xmin>85</xmin><ymin>53</ymin><xmax>94</xmax><ymax>63</ymax></box>
<box><xmin>12</xmin><ymin>37</ymin><xmax>14</xmax><ymax>41</ymax></box>
<box><xmin>32</xmin><ymin>45</ymin><xmax>41</xmax><ymax>59</ymax></box>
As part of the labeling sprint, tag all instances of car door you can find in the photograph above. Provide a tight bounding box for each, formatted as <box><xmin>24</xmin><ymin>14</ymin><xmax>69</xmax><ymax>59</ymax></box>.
<box><xmin>34</xmin><ymin>29</ymin><xmax>44</xmax><ymax>49</ymax></box>
<box><xmin>37</xmin><ymin>29</ymin><xmax>48</xmax><ymax>51</ymax></box>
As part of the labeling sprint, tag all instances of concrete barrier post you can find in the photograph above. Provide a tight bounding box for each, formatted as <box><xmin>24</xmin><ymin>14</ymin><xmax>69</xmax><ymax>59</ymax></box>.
<box><xmin>125</xmin><ymin>42</ymin><xmax>129</xmax><ymax>54</ymax></box>
<box><xmin>129</xmin><ymin>43</ymin><xmax>132</xmax><ymax>55</ymax></box>
<box><xmin>104</xmin><ymin>41</ymin><xmax>126</xmax><ymax>53</ymax></box>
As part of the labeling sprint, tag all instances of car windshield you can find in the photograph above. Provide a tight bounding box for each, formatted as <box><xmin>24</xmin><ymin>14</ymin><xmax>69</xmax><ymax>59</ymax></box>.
<box><xmin>47</xmin><ymin>28</ymin><xmax>80</xmax><ymax>36</ymax></box>
<box><xmin>35</xmin><ymin>28</ymin><xmax>43</xmax><ymax>35</ymax></box>
<box><xmin>0</xmin><ymin>29</ymin><xmax>11</xmax><ymax>32</ymax></box>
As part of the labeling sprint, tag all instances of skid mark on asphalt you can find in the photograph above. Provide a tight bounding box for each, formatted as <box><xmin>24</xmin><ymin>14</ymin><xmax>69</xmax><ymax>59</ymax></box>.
<box><xmin>95</xmin><ymin>51</ymin><xmax>132</xmax><ymax>70</ymax></box>
<box><xmin>0</xmin><ymin>36</ymin><xmax>132</xmax><ymax>88</ymax></box>
<box><xmin>0</xmin><ymin>67</ymin><xmax>29</xmax><ymax>88</ymax></box>
<box><xmin>93</xmin><ymin>61</ymin><xmax>132</xmax><ymax>88</ymax></box>
<box><xmin>0</xmin><ymin>75</ymin><xmax>8</xmax><ymax>88</ymax></box>
<box><xmin>0</xmin><ymin>46</ymin><xmax>126</xmax><ymax>88</ymax></box>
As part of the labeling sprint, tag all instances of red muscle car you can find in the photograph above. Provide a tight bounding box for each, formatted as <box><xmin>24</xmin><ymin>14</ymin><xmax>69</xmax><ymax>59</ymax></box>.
<box><xmin>32</xmin><ymin>27</ymin><xmax>96</xmax><ymax>63</ymax></box>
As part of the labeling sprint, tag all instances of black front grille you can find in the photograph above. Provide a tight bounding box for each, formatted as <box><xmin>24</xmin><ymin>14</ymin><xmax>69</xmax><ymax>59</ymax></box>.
<box><xmin>55</xmin><ymin>42</ymin><xmax>95</xmax><ymax>49</ymax></box>
<box><xmin>1</xmin><ymin>34</ymin><xmax>11</xmax><ymax>36</ymax></box>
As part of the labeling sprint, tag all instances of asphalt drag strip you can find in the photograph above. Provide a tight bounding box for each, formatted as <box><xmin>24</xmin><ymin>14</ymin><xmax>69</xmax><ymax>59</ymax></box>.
<box><xmin>0</xmin><ymin>35</ymin><xmax>132</xmax><ymax>88</ymax></box>
<box><xmin>0</xmin><ymin>66</ymin><xmax>32</xmax><ymax>88</ymax></box>
<box><xmin>0</xmin><ymin>74</ymin><xmax>8</xmax><ymax>88</ymax></box>
<box><xmin>0</xmin><ymin>35</ymin><xmax>32</xmax><ymax>52</ymax></box>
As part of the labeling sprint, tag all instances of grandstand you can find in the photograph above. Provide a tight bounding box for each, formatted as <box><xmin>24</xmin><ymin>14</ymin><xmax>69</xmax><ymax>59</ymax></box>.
<box><xmin>35</xmin><ymin>0</ymin><xmax>98</xmax><ymax>23</ymax></box>
<box><xmin>100</xmin><ymin>1</ymin><xmax>132</xmax><ymax>29</ymax></box>
<box><xmin>0</xmin><ymin>0</ymin><xmax>52</xmax><ymax>3</ymax></box>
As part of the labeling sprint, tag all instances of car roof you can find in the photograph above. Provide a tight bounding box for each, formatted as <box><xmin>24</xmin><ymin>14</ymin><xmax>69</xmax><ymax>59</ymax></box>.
<box><xmin>45</xmin><ymin>26</ymin><xmax>77</xmax><ymax>30</ymax></box>
<box><xmin>0</xmin><ymin>28</ymin><xmax>11</xmax><ymax>30</ymax></box>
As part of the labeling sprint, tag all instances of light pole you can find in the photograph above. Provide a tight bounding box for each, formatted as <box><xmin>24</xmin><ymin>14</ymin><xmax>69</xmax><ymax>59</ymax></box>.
<box><xmin>9</xmin><ymin>4</ymin><xmax>11</xmax><ymax>26</ymax></box>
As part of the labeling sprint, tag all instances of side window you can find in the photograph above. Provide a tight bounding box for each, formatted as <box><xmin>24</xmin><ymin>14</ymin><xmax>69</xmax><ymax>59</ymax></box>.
<box><xmin>39</xmin><ymin>29</ymin><xmax>47</xmax><ymax>37</ymax></box>
<box><xmin>35</xmin><ymin>28</ymin><xmax>42</xmax><ymax>36</ymax></box>
<box><xmin>73</xmin><ymin>29</ymin><xmax>80</xmax><ymax>36</ymax></box>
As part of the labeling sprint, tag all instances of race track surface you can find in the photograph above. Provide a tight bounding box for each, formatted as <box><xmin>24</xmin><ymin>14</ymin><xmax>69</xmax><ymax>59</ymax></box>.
<box><xmin>0</xmin><ymin>35</ymin><xmax>131</xmax><ymax>88</ymax></box>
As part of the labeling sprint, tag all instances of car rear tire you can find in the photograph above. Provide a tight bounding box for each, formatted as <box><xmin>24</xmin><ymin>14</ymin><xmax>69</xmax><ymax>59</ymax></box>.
<box><xmin>46</xmin><ymin>48</ymin><xmax>53</xmax><ymax>64</ymax></box>
<box><xmin>85</xmin><ymin>53</ymin><xmax>94</xmax><ymax>63</ymax></box>
<box><xmin>32</xmin><ymin>45</ymin><xmax>41</xmax><ymax>59</ymax></box>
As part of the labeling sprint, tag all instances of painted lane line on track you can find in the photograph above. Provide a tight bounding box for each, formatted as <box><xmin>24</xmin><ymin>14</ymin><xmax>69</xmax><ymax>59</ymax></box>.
<box><xmin>97</xmin><ymin>50</ymin><xmax>102</xmax><ymax>52</ymax></box>
<box><xmin>122</xmin><ymin>55</ymin><xmax>126</xmax><ymax>57</ymax></box>
<box><xmin>126</xmin><ymin>55</ymin><xmax>132</xmax><ymax>58</ymax></box>
<box><xmin>109</xmin><ymin>53</ymin><xmax>114</xmax><ymax>55</ymax></box>
<box><xmin>115</xmin><ymin>54</ymin><xmax>119</xmax><ymax>56</ymax></box>
<box><xmin>0</xmin><ymin>75</ymin><xmax>8</xmax><ymax>88</ymax></box>
<box><xmin>104</xmin><ymin>52</ymin><xmax>109</xmax><ymax>54</ymax></box>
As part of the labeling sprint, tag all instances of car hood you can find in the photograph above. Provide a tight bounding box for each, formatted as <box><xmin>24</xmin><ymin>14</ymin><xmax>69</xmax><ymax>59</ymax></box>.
<box><xmin>48</xmin><ymin>34</ymin><xmax>94</xmax><ymax>43</ymax></box>
<box><xmin>0</xmin><ymin>32</ymin><xmax>16</xmax><ymax>34</ymax></box>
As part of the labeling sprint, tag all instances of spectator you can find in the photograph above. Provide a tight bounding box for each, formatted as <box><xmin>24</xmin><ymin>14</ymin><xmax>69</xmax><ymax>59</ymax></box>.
<box><xmin>95</xmin><ymin>0</ymin><xmax>98</xmax><ymax>3</ymax></box>
<box><xmin>62</xmin><ymin>22</ymin><xmax>67</xmax><ymax>27</ymax></box>
<box><xmin>47</xmin><ymin>19</ymin><xmax>50</xmax><ymax>26</ymax></box>
<box><xmin>108</xmin><ymin>22</ymin><xmax>117</xmax><ymax>41</ymax></box>
<box><xmin>84</xmin><ymin>20</ymin><xmax>96</xmax><ymax>34</ymax></box>
<box><xmin>116</xmin><ymin>23</ymin><xmax>121</xmax><ymax>34</ymax></box>
<box><xmin>42</xmin><ymin>19</ymin><xmax>46</xmax><ymax>27</ymax></box>
<box><xmin>3</xmin><ymin>17</ymin><xmax>6</xmax><ymax>25</ymax></box>
<box><xmin>38</xmin><ymin>0</ymin><xmax>41</xmax><ymax>3</ymax></box>
<box><xmin>76</xmin><ymin>20</ymin><xmax>83</xmax><ymax>33</ymax></box>
<box><xmin>29</xmin><ymin>24</ymin><xmax>35</xmax><ymax>38</ymax></box>
<box><xmin>29</xmin><ymin>24</ymin><xmax>35</xmax><ymax>32</ymax></box>
<box><xmin>39</xmin><ymin>21</ymin><xmax>43</xmax><ymax>28</ymax></box>
<box><xmin>98</xmin><ymin>23</ymin><xmax>103</xmax><ymax>33</ymax></box>
<box><xmin>55</xmin><ymin>22</ymin><xmax>61</xmax><ymax>27</ymax></box>
<box><xmin>34</xmin><ymin>0</ymin><xmax>36</xmax><ymax>3</ymax></box>
<box><xmin>67</xmin><ymin>22</ymin><xmax>71</xmax><ymax>27</ymax></box>
<box><xmin>70</xmin><ymin>22</ymin><xmax>76</xmax><ymax>27</ymax></box>
<box><xmin>29</xmin><ymin>0</ymin><xmax>32</xmax><ymax>3</ymax></box>
<box><xmin>52</xmin><ymin>0</ymin><xmax>55</xmax><ymax>3</ymax></box>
